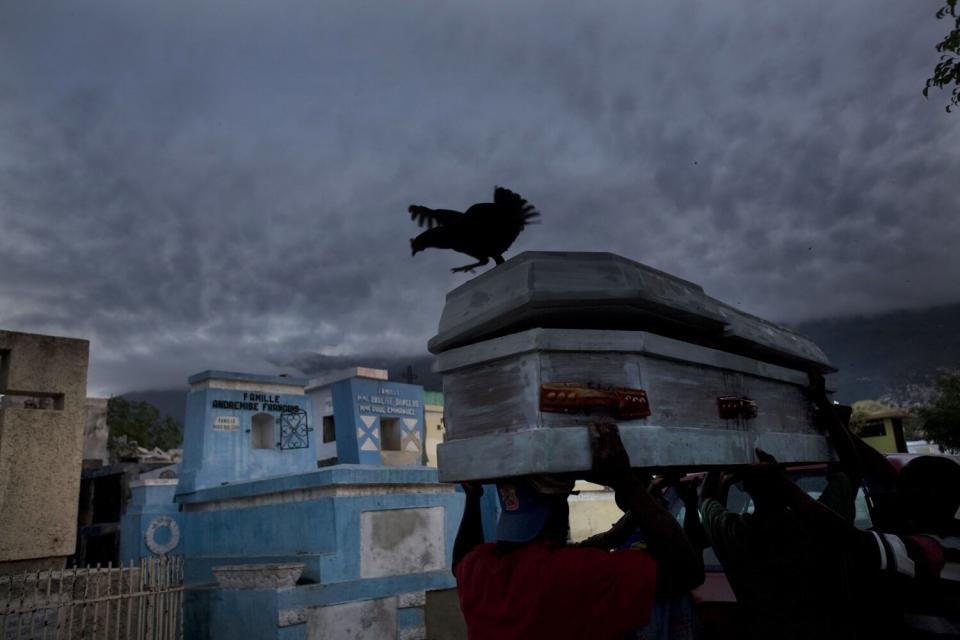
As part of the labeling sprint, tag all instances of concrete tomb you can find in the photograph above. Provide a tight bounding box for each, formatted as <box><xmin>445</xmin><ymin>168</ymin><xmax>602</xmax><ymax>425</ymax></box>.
<box><xmin>0</xmin><ymin>330</ymin><xmax>89</xmax><ymax>574</ymax></box>
<box><xmin>307</xmin><ymin>367</ymin><xmax>426</xmax><ymax>468</ymax></box>
<box><xmin>174</xmin><ymin>370</ymin><xmax>459</xmax><ymax>640</ymax></box>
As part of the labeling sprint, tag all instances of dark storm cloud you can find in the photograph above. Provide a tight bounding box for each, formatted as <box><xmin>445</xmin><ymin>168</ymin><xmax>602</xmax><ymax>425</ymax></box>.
<box><xmin>1</xmin><ymin>0</ymin><xmax>958</xmax><ymax>394</ymax></box>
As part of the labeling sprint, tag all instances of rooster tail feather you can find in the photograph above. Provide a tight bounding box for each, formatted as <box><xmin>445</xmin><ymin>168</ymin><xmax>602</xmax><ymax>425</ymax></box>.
<box><xmin>494</xmin><ymin>186</ymin><xmax>540</xmax><ymax>230</ymax></box>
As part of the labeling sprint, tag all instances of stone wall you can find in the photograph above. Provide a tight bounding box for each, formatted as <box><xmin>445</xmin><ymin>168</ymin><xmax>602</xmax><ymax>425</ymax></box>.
<box><xmin>0</xmin><ymin>330</ymin><xmax>89</xmax><ymax>574</ymax></box>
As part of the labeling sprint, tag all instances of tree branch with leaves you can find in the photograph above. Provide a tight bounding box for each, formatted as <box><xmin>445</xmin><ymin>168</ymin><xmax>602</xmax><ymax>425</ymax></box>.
<box><xmin>107</xmin><ymin>396</ymin><xmax>182</xmax><ymax>457</ymax></box>
<box><xmin>924</xmin><ymin>0</ymin><xmax>960</xmax><ymax>112</ymax></box>
<box><xmin>917</xmin><ymin>373</ymin><xmax>960</xmax><ymax>453</ymax></box>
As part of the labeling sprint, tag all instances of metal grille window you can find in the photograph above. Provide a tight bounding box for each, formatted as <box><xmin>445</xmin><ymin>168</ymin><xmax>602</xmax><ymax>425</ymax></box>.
<box><xmin>279</xmin><ymin>408</ymin><xmax>311</xmax><ymax>450</ymax></box>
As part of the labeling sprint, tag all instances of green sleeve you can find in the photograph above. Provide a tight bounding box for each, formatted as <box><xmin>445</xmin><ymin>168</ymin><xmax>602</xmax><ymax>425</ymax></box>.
<box><xmin>700</xmin><ymin>498</ymin><xmax>747</xmax><ymax>549</ymax></box>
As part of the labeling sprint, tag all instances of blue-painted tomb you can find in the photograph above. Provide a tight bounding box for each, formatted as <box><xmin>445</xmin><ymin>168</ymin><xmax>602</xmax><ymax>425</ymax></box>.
<box><xmin>171</xmin><ymin>369</ymin><xmax>460</xmax><ymax>640</ymax></box>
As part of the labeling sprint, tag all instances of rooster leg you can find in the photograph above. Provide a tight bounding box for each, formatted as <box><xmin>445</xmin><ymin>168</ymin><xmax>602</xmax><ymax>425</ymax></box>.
<box><xmin>492</xmin><ymin>254</ymin><xmax>505</xmax><ymax>264</ymax></box>
<box><xmin>451</xmin><ymin>257</ymin><xmax>490</xmax><ymax>273</ymax></box>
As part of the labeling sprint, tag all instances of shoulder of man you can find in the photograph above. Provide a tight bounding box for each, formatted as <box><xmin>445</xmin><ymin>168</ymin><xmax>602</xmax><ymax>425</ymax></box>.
<box><xmin>453</xmin><ymin>543</ymin><xmax>497</xmax><ymax>580</ymax></box>
<box><xmin>869</xmin><ymin>531</ymin><xmax>959</xmax><ymax>582</ymax></box>
<box><xmin>872</xmin><ymin>533</ymin><xmax>960</xmax><ymax>636</ymax></box>
<box><xmin>909</xmin><ymin>534</ymin><xmax>960</xmax><ymax>582</ymax></box>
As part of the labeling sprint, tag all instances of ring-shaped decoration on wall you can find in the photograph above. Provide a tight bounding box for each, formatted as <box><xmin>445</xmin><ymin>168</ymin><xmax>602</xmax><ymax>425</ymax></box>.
<box><xmin>144</xmin><ymin>516</ymin><xmax>181</xmax><ymax>555</ymax></box>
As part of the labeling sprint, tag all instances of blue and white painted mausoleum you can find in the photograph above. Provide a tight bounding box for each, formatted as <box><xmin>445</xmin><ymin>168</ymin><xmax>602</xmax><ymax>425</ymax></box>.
<box><xmin>161</xmin><ymin>368</ymin><xmax>461</xmax><ymax>640</ymax></box>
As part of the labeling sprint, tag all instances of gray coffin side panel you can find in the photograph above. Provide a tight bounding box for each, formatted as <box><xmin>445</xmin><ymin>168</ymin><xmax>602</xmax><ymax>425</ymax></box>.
<box><xmin>434</xmin><ymin>328</ymin><xmax>809</xmax><ymax>384</ymax></box>
<box><xmin>436</xmin><ymin>426</ymin><xmax>835</xmax><ymax>483</ymax></box>
<box><xmin>433</xmin><ymin>328</ymin><xmax>829</xmax><ymax>479</ymax></box>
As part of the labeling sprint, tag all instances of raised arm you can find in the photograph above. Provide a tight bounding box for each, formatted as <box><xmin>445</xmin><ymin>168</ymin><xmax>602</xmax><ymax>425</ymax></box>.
<box><xmin>673</xmin><ymin>477</ymin><xmax>709</xmax><ymax>553</ymax></box>
<box><xmin>746</xmin><ymin>454</ymin><xmax>877</xmax><ymax>567</ymax></box>
<box><xmin>700</xmin><ymin>469</ymin><xmax>734</xmax><ymax>507</ymax></box>
<box><xmin>576</xmin><ymin>511</ymin><xmax>638</xmax><ymax>550</ymax></box>
<box><xmin>589</xmin><ymin>424</ymin><xmax>705</xmax><ymax>596</ymax></box>
<box><xmin>452</xmin><ymin>483</ymin><xmax>484</xmax><ymax>575</ymax></box>
<box><xmin>808</xmin><ymin>373</ymin><xmax>900</xmax><ymax>527</ymax></box>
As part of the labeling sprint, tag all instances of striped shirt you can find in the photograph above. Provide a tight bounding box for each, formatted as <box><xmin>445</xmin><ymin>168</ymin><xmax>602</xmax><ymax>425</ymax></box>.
<box><xmin>871</xmin><ymin>532</ymin><xmax>960</xmax><ymax>638</ymax></box>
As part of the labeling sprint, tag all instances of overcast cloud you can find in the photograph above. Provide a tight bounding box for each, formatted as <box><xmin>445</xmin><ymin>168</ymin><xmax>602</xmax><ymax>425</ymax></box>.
<box><xmin>1</xmin><ymin>0</ymin><xmax>958</xmax><ymax>395</ymax></box>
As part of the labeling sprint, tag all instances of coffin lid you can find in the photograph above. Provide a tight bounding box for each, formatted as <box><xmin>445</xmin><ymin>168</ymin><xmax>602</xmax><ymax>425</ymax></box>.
<box><xmin>428</xmin><ymin>251</ymin><xmax>834</xmax><ymax>373</ymax></box>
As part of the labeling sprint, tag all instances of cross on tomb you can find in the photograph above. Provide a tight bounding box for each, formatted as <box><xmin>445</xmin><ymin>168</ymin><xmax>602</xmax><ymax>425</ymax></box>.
<box><xmin>401</xmin><ymin>365</ymin><xmax>418</xmax><ymax>385</ymax></box>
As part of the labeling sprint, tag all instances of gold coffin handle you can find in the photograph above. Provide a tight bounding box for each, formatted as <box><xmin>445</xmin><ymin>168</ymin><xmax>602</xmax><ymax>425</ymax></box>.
<box><xmin>539</xmin><ymin>383</ymin><xmax>652</xmax><ymax>420</ymax></box>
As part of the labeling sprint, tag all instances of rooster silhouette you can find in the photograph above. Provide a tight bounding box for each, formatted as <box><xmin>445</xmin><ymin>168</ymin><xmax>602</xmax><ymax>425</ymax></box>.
<box><xmin>408</xmin><ymin>186</ymin><xmax>539</xmax><ymax>273</ymax></box>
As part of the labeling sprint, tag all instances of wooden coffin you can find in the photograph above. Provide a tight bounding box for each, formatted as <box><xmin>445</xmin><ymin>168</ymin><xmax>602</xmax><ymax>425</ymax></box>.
<box><xmin>431</xmin><ymin>252</ymin><xmax>835</xmax><ymax>483</ymax></box>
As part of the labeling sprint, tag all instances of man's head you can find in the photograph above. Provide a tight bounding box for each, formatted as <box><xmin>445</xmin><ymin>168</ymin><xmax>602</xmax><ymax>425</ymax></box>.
<box><xmin>495</xmin><ymin>476</ymin><xmax>574</xmax><ymax>544</ymax></box>
<box><xmin>896</xmin><ymin>455</ymin><xmax>960</xmax><ymax>534</ymax></box>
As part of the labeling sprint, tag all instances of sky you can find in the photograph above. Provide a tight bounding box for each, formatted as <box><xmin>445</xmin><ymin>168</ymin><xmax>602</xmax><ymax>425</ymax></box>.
<box><xmin>1</xmin><ymin>0</ymin><xmax>959</xmax><ymax>396</ymax></box>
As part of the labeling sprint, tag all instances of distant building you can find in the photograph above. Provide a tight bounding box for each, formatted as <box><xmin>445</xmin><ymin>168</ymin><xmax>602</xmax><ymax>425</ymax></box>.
<box><xmin>858</xmin><ymin>408</ymin><xmax>911</xmax><ymax>454</ymax></box>
<box><xmin>906</xmin><ymin>440</ymin><xmax>948</xmax><ymax>455</ymax></box>
<box><xmin>423</xmin><ymin>390</ymin><xmax>444</xmax><ymax>467</ymax></box>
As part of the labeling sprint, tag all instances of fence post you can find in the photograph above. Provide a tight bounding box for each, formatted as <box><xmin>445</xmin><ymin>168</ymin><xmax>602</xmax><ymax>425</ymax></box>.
<box><xmin>125</xmin><ymin>561</ymin><xmax>133</xmax><ymax>640</ymax></box>
<box><xmin>66</xmin><ymin>567</ymin><xmax>76</xmax><ymax>640</ymax></box>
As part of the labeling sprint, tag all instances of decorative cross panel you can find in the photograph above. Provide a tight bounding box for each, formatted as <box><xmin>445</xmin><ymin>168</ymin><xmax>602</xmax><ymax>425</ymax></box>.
<box><xmin>358</xmin><ymin>415</ymin><xmax>380</xmax><ymax>451</ymax></box>
<box><xmin>401</xmin><ymin>418</ymin><xmax>421</xmax><ymax>453</ymax></box>
<box><xmin>279</xmin><ymin>407</ymin><xmax>312</xmax><ymax>450</ymax></box>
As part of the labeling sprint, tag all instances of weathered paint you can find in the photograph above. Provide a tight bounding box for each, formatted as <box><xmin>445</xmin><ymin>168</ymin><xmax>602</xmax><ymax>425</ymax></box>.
<box><xmin>305</xmin><ymin>597</ymin><xmax>396</xmax><ymax>640</ymax></box>
<box><xmin>359</xmin><ymin>507</ymin><xmax>445</xmax><ymax>578</ymax></box>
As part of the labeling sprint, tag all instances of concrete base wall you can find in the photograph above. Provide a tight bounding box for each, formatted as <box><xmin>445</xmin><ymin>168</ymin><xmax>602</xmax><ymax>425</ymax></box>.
<box><xmin>176</xmin><ymin>466</ymin><xmax>460</xmax><ymax>640</ymax></box>
<box><xmin>424</xmin><ymin>589</ymin><xmax>466</xmax><ymax>640</ymax></box>
<box><xmin>0</xmin><ymin>556</ymin><xmax>66</xmax><ymax>577</ymax></box>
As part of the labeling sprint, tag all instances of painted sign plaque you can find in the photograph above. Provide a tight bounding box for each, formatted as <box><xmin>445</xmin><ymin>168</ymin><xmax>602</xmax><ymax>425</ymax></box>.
<box><xmin>212</xmin><ymin>415</ymin><xmax>240</xmax><ymax>432</ymax></box>
<box><xmin>356</xmin><ymin>387</ymin><xmax>422</xmax><ymax>417</ymax></box>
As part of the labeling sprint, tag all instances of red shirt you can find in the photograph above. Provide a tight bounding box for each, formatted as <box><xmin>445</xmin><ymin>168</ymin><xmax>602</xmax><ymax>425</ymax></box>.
<box><xmin>454</xmin><ymin>540</ymin><xmax>658</xmax><ymax>640</ymax></box>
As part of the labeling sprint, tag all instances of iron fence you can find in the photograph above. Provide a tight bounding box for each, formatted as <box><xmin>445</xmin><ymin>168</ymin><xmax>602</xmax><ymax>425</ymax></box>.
<box><xmin>0</xmin><ymin>556</ymin><xmax>182</xmax><ymax>640</ymax></box>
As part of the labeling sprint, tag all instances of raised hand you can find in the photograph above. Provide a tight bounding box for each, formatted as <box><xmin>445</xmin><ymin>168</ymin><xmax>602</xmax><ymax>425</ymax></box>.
<box><xmin>587</xmin><ymin>423</ymin><xmax>632</xmax><ymax>488</ymax></box>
